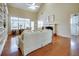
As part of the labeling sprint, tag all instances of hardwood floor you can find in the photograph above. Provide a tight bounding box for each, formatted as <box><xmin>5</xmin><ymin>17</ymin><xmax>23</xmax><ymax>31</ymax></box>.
<box><xmin>1</xmin><ymin>35</ymin><xmax>22</xmax><ymax>56</ymax></box>
<box><xmin>1</xmin><ymin>34</ymin><xmax>79</xmax><ymax>56</ymax></box>
<box><xmin>28</xmin><ymin>35</ymin><xmax>70</xmax><ymax>56</ymax></box>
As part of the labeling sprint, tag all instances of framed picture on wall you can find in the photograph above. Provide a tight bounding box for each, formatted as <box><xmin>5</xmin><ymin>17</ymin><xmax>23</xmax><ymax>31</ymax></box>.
<box><xmin>48</xmin><ymin>15</ymin><xmax>55</xmax><ymax>25</ymax></box>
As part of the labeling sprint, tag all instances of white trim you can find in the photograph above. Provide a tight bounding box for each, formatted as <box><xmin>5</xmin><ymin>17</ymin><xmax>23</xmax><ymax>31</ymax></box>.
<box><xmin>57</xmin><ymin>33</ymin><xmax>71</xmax><ymax>38</ymax></box>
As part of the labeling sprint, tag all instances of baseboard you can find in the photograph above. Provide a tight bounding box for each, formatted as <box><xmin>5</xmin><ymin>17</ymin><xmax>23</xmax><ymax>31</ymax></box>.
<box><xmin>57</xmin><ymin>34</ymin><xmax>71</xmax><ymax>39</ymax></box>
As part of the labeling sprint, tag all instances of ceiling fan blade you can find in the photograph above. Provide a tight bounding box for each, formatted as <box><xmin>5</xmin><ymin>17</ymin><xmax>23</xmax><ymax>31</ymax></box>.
<box><xmin>25</xmin><ymin>3</ymin><xmax>33</xmax><ymax>7</ymax></box>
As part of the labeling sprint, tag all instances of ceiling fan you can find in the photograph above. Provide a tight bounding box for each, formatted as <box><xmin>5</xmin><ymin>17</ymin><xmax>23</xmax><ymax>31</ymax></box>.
<box><xmin>25</xmin><ymin>3</ymin><xmax>40</xmax><ymax>10</ymax></box>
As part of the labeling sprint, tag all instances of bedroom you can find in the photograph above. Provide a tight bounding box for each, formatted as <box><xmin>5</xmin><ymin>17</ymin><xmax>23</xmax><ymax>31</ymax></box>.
<box><xmin>0</xmin><ymin>3</ymin><xmax>79</xmax><ymax>56</ymax></box>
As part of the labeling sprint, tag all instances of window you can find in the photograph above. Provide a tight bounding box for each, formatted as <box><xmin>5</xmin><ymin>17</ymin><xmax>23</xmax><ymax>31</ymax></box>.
<box><xmin>38</xmin><ymin>20</ymin><xmax>43</xmax><ymax>28</ymax></box>
<box><xmin>24</xmin><ymin>19</ymin><xmax>31</xmax><ymax>29</ymax></box>
<box><xmin>11</xmin><ymin>17</ymin><xmax>19</xmax><ymax>30</ymax></box>
<box><xmin>31</xmin><ymin>21</ymin><xmax>34</xmax><ymax>31</ymax></box>
<box><xmin>11</xmin><ymin>16</ymin><xmax>30</xmax><ymax>30</ymax></box>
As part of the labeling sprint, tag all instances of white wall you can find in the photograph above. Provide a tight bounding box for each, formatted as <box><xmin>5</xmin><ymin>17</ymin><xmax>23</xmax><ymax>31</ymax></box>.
<box><xmin>37</xmin><ymin>3</ymin><xmax>79</xmax><ymax>38</ymax></box>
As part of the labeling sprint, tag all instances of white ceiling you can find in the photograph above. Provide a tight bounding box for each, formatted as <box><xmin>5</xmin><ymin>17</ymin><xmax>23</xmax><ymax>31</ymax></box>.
<box><xmin>8</xmin><ymin>3</ymin><xmax>42</xmax><ymax>13</ymax></box>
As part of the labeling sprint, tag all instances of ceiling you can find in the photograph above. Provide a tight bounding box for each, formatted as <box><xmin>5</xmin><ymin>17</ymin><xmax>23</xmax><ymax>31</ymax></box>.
<box><xmin>8</xmin><ymin>3</ymin><xmax>43</xmax><ymax>13</ymax></box>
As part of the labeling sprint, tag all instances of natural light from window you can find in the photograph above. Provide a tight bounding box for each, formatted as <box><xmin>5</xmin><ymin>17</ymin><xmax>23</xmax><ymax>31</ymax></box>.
<box><xmin>11</xmin><ymin>17</ymin><xmax>30</xmax><ymax>30</ymax></box>
<box><xmin>38</xmin><ymin>20</ymin><xmax>43</xmax><ymax>28</ymax></box>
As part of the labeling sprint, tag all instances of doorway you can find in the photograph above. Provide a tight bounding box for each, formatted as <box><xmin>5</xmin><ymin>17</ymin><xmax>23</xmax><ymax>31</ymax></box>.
<box><xmin>70</xmin><ymin>14</ymin><xmax>79</xmax><ymax>56</ymax></box>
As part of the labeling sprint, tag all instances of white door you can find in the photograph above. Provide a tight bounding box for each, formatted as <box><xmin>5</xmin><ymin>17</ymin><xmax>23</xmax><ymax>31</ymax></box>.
<box><xmin>71</xmin><ymin>16</ymin><xmax>79</xmax><ymax>24</ymax></box>
<box><xmin>71</xmin><ymin>24</ymin><xmax>78</xmax><ymax>35</ymax></box>
<box><xmin>71</xmin><ymin>15</ymin><xmax>79</xmax><ymax>35</ymax></box>
<box><xmin>77</xmin><ymin>22</ymin><xmax>79</xmax><ymax>35</ymax></box>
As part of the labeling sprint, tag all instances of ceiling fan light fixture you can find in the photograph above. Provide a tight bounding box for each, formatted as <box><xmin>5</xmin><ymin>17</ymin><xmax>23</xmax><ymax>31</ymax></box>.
<box><xmin>27</xmin><ymin>3</ymin><xmax>39</xmax><ymax>10</ymax></box>
<box><xmin>29</xmin><ymin>6</ymin><xmax>36</xmax><ymax>10</ymax></box>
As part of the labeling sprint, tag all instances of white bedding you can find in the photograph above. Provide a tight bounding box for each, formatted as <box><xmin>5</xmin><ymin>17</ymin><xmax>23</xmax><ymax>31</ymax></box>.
<box><xmin>19</xmin><ymin>29</ymin><xmax>52</xmax><ymax>55</ymax></box>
